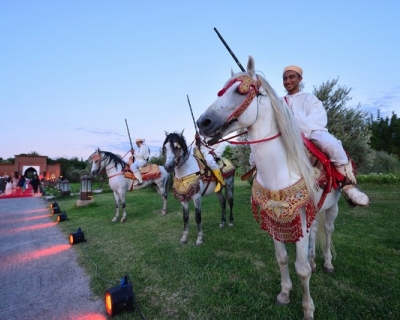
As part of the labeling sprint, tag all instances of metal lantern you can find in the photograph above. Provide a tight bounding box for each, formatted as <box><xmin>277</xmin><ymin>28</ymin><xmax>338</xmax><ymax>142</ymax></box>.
<box><xmin>61</xmin><ymin>179</ymin><xmax>70</xmax><ymax>196</ymax></box>
<box><xmin>56</xmin><ymin>178</ymin><xmax>63</xmax><ymax>191</ymax></box>
<box><xmin>80</xmin><ymin>175</ymin><xmax>92</xmax><ymax>201</ymax></box>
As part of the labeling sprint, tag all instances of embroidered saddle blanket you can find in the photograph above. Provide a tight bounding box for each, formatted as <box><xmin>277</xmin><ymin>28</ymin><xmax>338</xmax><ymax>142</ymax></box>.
<box><xmin>123</xmin><ymin>164</ymin><xmax>161</xmax><ymax>181</ymax></box>
<box><xmin>172</xmin><ymin>151</ymin><xmax>236</xmax><ymax>202</ymax></box>
<box><xmin>251</xmin><ymin>136</ymin><xmax>350</xmax><ymax>243</ymax></box>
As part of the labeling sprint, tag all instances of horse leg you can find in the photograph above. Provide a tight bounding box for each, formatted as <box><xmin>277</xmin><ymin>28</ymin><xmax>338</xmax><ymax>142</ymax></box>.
<box><xmin>193</xmin><ymin>195</ymin><xmax>203</xmax><ymax>246</ymax></box>
<box><xmin>215</xmin><ymin>192</ymin><xmax>226</xmax><ymax>228</ymax></box>
<box><xmin>322</xmin><ymin>203</ymin><xmax>338</xmax><ymax>273</ymax></box>
<box><xmin>180</xmin><ymin>201</ymin><xmax>189</xmax><ymax>244</ymax></box>
<box><xmin>111</xmin><ymin>192</ymin><xmax>120</xmax><ymax>222</ymax></box>
<box><xmin>120</xmin><ymin>193</ymin><xmax>127</xmax><ymax>222</ymax></box>
<box><xmin>159</xmin><ymin>185</ymin><xmax>168</xmax><ymax>215</ymax></box>
<box><xmin>308</xmin><ymin>216</ymin><xmax>320</xmax><ymax>273</ymax></box>
<box><xmin>274</xmin><ymin>240</ymin><xmax>292</xmax><ymax>306</ymax></box>
<box><xmin>226</xmin><ymin>179</ymin><xmax>234</xmax><ymax>227</ymax></box>
<box><xmin>295</xmin><ymin>220</ymin><xmax>315</xmax><ymax>320</ymax></box>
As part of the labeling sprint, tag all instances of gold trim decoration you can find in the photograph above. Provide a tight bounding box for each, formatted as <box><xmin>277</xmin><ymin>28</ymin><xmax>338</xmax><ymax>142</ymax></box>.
<box><xmin>251</xmin><ymin>177</ymin><xmax>316</xmax><ymax>243</ymax></box>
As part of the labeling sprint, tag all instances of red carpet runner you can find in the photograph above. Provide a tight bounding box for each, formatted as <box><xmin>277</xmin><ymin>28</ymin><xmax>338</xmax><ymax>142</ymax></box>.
<box><xmin>0</xmin><ymin>184</ymin><xmax>35</xmax><ymax>199</ymax></box>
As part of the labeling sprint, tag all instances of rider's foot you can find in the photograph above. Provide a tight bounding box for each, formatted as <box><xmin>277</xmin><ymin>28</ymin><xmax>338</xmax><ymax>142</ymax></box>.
<box><xmin>342</xmin><ymin>185</ymin><xmax>369</xmax><ymax>206</ymax></box>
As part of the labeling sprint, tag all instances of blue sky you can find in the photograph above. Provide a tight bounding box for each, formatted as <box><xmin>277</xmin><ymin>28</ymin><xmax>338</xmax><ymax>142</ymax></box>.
<box><xmin>1</xmin><ymin>1</ymin><xmax>399</xmax><ymax>160</ymax></box>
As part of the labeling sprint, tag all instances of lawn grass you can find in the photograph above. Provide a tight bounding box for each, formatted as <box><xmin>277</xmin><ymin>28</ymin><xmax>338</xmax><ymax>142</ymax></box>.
<box><xmin>51</xmin><ymin>180</ymin><xmax>400</xmax><ymax>319</ymax></box>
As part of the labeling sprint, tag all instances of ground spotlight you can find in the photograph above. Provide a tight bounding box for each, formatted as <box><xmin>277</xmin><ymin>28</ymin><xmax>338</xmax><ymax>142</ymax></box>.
<box><xmin>69</xmin><ymin>227</ymin><xmax>86</xmax><ymax>245</ymax></box>
<box><xmin>49</xmin><ymin>201</ymin><xmax>58</xmax><ymax>208</ymax></box>
<box><xmin>57</xmin><ymin>211</ymin><xmax>68</xmax><ymax>222</ymax></box>
<box><xmin>105</xmin><ymin>275</ymin><xmax>134</xmax><ymax>317</ymax></box>
<box><xmin>52</xmin><ymin>206</ymin><xmax>61</xmax><ymax>215</ymax></box>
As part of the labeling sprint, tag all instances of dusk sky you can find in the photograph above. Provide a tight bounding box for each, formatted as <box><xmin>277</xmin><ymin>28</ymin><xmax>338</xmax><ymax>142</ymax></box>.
<box><xmin>1</xmin><ymin>1</ymin><xmax>399</xmax><ymax>161</ymax></box>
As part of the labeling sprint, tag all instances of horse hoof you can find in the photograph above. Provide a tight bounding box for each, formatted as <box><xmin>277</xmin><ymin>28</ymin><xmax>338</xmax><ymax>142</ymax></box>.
<box><xmin>112</xmin><ymin>217</ymin><xmax>117</xmax><ymax>222</ymax></box>
<box><xmin>323</xmin><ymin>266</ymin><xmax>335</xmax><ymax>274</ymax></box>
<box><xmin>161</xmin><ymin>210</ymin><xmax>167</xmax><ymax>215</ymax></box>
<box><xmin>276</xmin><ymin>292</ymin><xmax>290</xmax><ymax>305</ymax></box>
<box><xmin>219</xmin><ymin>223</ymin><xmax>225</xmax><ymax>228</ymax></box>
<box><xmin>195</xmin><ymin>241</ymin><xmax>203</xmax><ymax>246</ymax></box>
<box><xmin>121</xmin><ymin>218</ymin><xmax>126</xmax><ymax>223</ymax></box>
<box><xmin>180</xmin><ymin>240</ymin><xmax>187</xmax><ymax>245</ymax></box>
<box><xmin>228</xmin><ymin>222</ymin><xmax>234</xmax><ymax>228</ymax></box>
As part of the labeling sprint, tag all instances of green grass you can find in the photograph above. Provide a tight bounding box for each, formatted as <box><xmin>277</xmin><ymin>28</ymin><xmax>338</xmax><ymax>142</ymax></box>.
<box><xmin>50</xmin><ymin>180</ymin><xmax>400</xmax><ymax>319</ymax></box>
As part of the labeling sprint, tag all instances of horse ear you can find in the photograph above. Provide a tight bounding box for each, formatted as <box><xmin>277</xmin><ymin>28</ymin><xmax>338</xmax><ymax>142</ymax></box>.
<box><xmin>180</xmin><ymin>129</ymin><xmax>185</xmax><ymax>137</ymax></box>
<box><xmin>247</xmin><ymin>56</ymin><xmax>255</xmax><ymax>77</ymax></box>
<box><xmin>165</xmin><ymin>131</ymin><xmax>169</xmax><ymax>136</ymax></box>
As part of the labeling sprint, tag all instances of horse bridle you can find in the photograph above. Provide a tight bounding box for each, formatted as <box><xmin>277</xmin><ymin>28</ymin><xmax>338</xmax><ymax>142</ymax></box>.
<box><xmin>211</xmin><ymin>74</ymin><xmax>281</xmax><ymax>145</ymax></box>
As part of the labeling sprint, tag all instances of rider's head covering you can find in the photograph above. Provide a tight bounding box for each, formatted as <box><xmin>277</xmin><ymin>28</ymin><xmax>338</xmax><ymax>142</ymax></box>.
<box><xmin>136</xmin><ymin>138</ymin><xmax>144</xmax><ymax>143</ymax></box>
<box><xmin>283</xmin><ymin>65</ymin><xmax>303</xmax><ymax>77</ymax></box>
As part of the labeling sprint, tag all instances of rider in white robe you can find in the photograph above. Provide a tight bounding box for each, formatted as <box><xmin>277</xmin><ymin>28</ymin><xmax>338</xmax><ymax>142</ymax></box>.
<box><xmin>129</xmin><ymin>138</ymin><xmax>150</xmax><ymax>185</ymax></box>
<box><xmin>282</xmin><ymin>65</ymin><xmax>369</xmax><ymax>206</ymax></box>
<box><xmin>196</xmin><ymin>134</ymin><xmax>227</xmax><ymax>192</ymax></box>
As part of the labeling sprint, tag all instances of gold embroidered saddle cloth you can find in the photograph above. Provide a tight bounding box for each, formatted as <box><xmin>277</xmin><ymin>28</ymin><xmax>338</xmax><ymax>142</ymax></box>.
<box><xmin>251</xmin><ymin>177</ymin><xmax>316</xmax><ymax>243</ymax></box>
<box><xmin>123</xmin><ymin>164</ymin><xmax>161</xmax><ymax>181</ymax></box>
<box><xmin>173</xmin><ymin>173</ymin><xmax>201</xmax><ymax>202</ymax></box>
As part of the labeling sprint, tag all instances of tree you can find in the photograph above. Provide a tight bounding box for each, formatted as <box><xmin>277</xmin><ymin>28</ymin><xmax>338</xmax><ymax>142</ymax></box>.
<box><xmin>313</xmin><ymin>79</ymin><xmax>374</xmax><ymax>173</ymax></box>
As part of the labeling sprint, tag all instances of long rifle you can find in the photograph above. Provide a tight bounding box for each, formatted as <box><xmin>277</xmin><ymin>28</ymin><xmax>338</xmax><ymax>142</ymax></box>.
<box><xmin>214</xmin><ymin>27</ymin><xmax>245</xmax><ymax>72</ymax></box>
<box><xmin>186</xmin><ymin>95</ymin><xmax>198</xmax><ymax>133</ymax></box>
<box><xmin>186</xmin><ymin>95</ymin><xmax>202</xmax><ymax>149</ymax></box>
<box><xmin>125</xmin><ymin>119</ymin><xmax>134</xmax><ymax>155</ymax></box>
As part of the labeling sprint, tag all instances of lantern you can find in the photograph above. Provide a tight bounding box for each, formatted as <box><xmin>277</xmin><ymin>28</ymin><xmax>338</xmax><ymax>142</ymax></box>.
<box><xmin>60</xmin><ymin>179</ymin><xmax>71</xmax><ymax>196</ymax></box>
<box><xmin>105</xmin><ymin>276</ymin><xmax>134</xmax><ymax>317</ymax></box>
<box><xmin>69</xmin><ymin>227</ymin><xmax>85</xmax><ymax>245</ymax></box>
<box><xmin>80</xmin><ymin>175</ymin><xmax>92</xmax><ymax>201</ymax></box>
<box><xmin>57</xmin><ymin>211</ymin><xmax>68</xmax><ymax>222</ymax></box>
<box><xmin>56</xmin><ymin>178</ymin><xmax>63</xmax><ymax>191</ymax></box>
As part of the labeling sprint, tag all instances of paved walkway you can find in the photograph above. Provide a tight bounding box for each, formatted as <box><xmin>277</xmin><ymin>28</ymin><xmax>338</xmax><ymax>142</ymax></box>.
<box><xmin>0</xmin><ymin>196</ymin><xmax>105</xmax><ymax>320</ymax></box>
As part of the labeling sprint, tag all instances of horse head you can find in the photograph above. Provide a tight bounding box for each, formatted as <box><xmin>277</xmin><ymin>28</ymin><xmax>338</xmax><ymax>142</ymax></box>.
<box><xmin>90</xmin><ymin>148</ymin><xmax>103</xmax><ymax>176</ymax></box>
<box><xmin>197</xmin><ymin>56</ymin><xmax>263</xmax><ymax>145</ymax></box>
<box><xmin>162</xmin><ymin>130</ymin><xmax>188</xmax><ymax>173</ymax></box>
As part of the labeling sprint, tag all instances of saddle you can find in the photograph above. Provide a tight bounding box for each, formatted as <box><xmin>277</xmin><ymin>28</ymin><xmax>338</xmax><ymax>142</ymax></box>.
<box><xmin>123</xmin><ymin>164</ymin><xmax>161</xmax><ymax>181</ymax></box>
<box><xmin>193</xmin><ymin>147</ymin><xmax>235</xmax><ymax>181</ymax></box>
<box><xmin>243</xmin><ymin>136</ymin><xmax>354</xmax><ymax>210</ymax></box>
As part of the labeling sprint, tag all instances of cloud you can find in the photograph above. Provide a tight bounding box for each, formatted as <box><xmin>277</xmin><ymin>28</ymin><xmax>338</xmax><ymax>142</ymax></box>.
<box><xmin>359</xmin><ymin>84</ymin><xmax>400</xmax><ymax>119</ymax></box>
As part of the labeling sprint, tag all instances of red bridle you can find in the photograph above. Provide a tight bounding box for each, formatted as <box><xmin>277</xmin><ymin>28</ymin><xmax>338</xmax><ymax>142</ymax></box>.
<box><xmin>215</xmin><ymin>74</ymin><xmax>281</xmax><ymax>145</ymax></box>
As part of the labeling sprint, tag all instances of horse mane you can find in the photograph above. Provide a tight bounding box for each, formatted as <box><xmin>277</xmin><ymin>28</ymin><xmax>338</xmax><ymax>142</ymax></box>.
<box><xmin>256</xmin><ymin>74</ymin><xmax>319</xmax><ymax>207</ymax></box>
<box><xmin>102</xmin><ymin>150</ymin><xmax>126</xmax><ymax>169</ymax></box>
<box><xmin>90</xmin><ymin>149</ymin><xmax>126</xmax><ymax>170</ymax></box>
<box><xmin>162</xmin><ymin>132</ymin><xmax>189</xmax><ymax>160</ymax></box>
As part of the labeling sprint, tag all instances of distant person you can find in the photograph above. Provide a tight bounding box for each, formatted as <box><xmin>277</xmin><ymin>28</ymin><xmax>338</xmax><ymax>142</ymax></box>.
<box><xmin>128</xmin><ymin>138</ymin><xmax>150</xmax><ymax>185</ymax></box>
<box><xmin>5</xmin><ymin>177</ymin><xmax>12</xmax><ymax>195</ymax></box>
<box><xmin>18</xmin><ymin>174</ymin><xmax>26</xmax><ymax>194</ymax></box>
<box><xmin>31</xmin><ymin>174</ymin><xmax>40</xmax><ymax>193</ymax></box>
<box><xmin>12</xmin><ymin>172</ymin><xmax>19</xmax><ymax>195</ymax></box>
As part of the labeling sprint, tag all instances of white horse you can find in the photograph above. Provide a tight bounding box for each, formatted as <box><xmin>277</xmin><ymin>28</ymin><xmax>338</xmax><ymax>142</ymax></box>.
<box><xmin>196</xmin><ymin>56</ymin><xmax>341</xmax><ymax>319</ymax></box>
<box><xmin>89</xmin><ymin>148</ymin><xmax>169</xmax><ymax>222</ymax></box>
<box><xmin>162</xmin><ymin>131</ymin><xmax>235</xmax><ymax>245</ymax></box>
